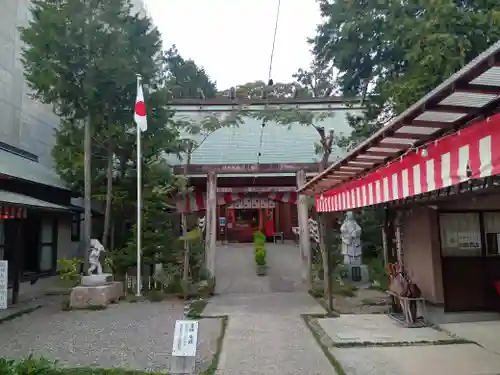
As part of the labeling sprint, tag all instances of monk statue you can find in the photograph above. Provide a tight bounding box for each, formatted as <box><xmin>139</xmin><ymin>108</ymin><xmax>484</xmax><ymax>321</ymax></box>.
<box><xmin>340</xmin><ymin>211</ymin><xmax>362</xmax><ymax>265</ymax></box>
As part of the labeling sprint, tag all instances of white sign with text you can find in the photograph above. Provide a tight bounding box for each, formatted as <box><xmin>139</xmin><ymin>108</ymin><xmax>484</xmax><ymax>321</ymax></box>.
<box><xmin>172</xmin><ymin>320</ymin><xmax>199</xmax><ymax>357</ymax></box>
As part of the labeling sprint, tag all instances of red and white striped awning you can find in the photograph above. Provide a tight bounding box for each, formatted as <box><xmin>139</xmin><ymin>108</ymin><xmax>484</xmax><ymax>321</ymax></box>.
<box><xmin>316</xmin><ymin>113</ymin><xmax>500</xmax><ymax>212</ymax></box>
<box><xmin>177</xmin><ymin>191</ymin><xmax>298</xmax><ymax>213</ymax></box>
<box><xmin>0</xmin><ymin>205</ymin><xmax>28</xmax><ymax>219</ymax></box>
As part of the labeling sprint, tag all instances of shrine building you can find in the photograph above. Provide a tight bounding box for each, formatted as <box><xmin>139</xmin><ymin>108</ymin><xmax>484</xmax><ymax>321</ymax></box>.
<box><xmin>301</xmin><ymin>41</ymin><xmax>500</xmax><ymax>316</ymax></box>
<box><xmin>167</xmin><ymin>97</ymin><xmax>364</xmax><ymax>243</ymax></box>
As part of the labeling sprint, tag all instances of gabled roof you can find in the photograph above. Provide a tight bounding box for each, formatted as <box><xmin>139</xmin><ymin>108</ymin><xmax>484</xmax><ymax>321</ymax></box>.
<box><xmin>166</xmin><ymin>104</ymin><xmax>363</xmax><ymax>167</ymax></box>
<box><xmin>301</xmin><ymin>41</ymin><xmax>500</xmax><ymax>195</ymax></box>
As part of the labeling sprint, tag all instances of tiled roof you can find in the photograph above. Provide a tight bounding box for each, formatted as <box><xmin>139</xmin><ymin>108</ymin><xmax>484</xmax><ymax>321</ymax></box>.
<box><xmin>0</xmin><ymin>190</ymin><xmax>70</xmax><ymax>211</ymax></box>
<box><xmin>0</xmin><ymin>149</ymin><xmax>68</xmax><ymax>190</ymax></box>
<box><xmin>167</xmin><ymin>108</ymin><xmax>361</xmax><ymax>166</ymax></box>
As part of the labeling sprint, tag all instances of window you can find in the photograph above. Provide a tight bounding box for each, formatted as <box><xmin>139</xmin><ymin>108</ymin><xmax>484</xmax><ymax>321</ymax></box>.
<box><xmin>71</xmin><ymin>213</ymin><xmax>81</xmax><ymax>242</ymax></box>
<box><xmin>440</xmin><ymin>213</ymin><xmax>481</xmax><ymax>256</ymax></box>
<box><xmin>484</xmin><ymin>212</ymin><xmax>500</xmax><ymax>256</ymax></box>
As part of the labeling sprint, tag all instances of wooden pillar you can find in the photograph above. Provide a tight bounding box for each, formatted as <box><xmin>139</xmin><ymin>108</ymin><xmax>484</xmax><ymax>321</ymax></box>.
<box><xmin>205</xmin><ymin>171</ymin><xmax>217</xmax><ymax>278</ymax></box>
<box><xmin>382</xmin><ymin>208</ymin><xmax>390</xmax><ymax>266</ymax></box>
<box><xmin>296</xmin><ymin>170</ymin><xmax>311</xmax><ymax>285</ymax></box>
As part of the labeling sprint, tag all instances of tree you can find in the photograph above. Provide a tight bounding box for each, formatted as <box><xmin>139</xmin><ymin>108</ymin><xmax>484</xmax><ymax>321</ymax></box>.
<box><xmin>311</xmin><ymin>0</ymin><xmax>500</xmax><ymax>150</ymax></box>
<box><xmin>163</xmin><ymin>45</ymin><xmax>218</xmax><ymax>99</ymax></box>
<box><xmin>293</xmin><ymin>64</ymin><xmax>337</xmax><ymax>98</ymax></box>
<box><xmin>20</xmin><ymin>0</ymin><xmax>179</xmax><ymax>262</ymax></box>
<box><xmin>218</xmin><ymin>80</ymin><xmax>299</xmax><ymax>99</ymax></box>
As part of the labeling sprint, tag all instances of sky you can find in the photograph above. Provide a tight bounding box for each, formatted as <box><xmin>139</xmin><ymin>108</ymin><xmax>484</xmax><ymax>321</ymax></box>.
<box><xmin>144</xmin><ymin>0</ymin><xmax>322</xmax><ymax>90</ymax></box>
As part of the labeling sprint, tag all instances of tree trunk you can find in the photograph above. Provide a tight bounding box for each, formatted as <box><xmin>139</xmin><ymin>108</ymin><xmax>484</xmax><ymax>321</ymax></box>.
<box><xmin>318</xmin><ymin>213</ymin><xmax>333</xmax><ymax>314</ymax></box>
<box><xmin>102</xmin><ymin>145</ymin><xmax>113</xmax><ymax>248</ymax></box>
<box><xmin>318</xmin><ymin>151</ymin><xmax>333</xmax><ymax>314</ymax></box>
<box><xmin>83</xmin><ymin>115</ymin><xmax>92</xmax><ymax>271</ymax></box>
<box><xmin>181</xmin><ymin>152</ymin><xmax>192</xmax><ymax>300</ymax></box>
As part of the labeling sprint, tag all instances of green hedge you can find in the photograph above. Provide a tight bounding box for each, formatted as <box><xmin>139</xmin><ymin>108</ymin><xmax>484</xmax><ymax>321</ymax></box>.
<box><xmin>0</xmin><ymin>357</ymin><xmax>167</xmax><ymax>375</ymax></box>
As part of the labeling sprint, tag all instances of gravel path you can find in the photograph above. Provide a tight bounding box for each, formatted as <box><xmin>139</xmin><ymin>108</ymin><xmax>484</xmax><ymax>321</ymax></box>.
<box><xmin>0</xmin><ymin>298</ymin><xmax>221</xmax><ymax>373</ymax></box>
<box><xmin>214</xmin><ymin>243</ymin><xmax>307</xmax><ymax>294</ymax></box>
<box><xmin>205</xmin><ymin>244</ymin><xmax>335</xmax><ymax>375</ymax></box>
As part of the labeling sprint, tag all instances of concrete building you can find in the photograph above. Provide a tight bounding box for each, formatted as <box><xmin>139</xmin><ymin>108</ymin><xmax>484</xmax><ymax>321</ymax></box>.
<box><xmin>0</xmin><ymin>0</ymin><xmax>145</xmax><ymax>304</ymax></box>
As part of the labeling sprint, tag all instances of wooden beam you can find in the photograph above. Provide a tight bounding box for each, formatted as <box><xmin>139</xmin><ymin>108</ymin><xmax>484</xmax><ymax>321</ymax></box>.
<box><xmin>456</xmin><ymin>85</ymin><xmax>500</xmax><ymax>96</ymax></box>
<box><xmin>431</xmin><ymin>106</ymin><xmax>471</xmax><ymax>114</ymax></box>
<box><xmin>409</xmin><ymin>120</ymin><xmax>450</xmax><ymax>128</ymax></box>
<box><xmin>175</xmin><ymin>162</ymin><xmax>323</xmax><ymax>175</ymax></box>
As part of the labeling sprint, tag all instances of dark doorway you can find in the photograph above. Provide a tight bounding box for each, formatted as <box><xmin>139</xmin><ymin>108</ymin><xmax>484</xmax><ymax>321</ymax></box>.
<box><xmin>23</xmin><ymin>214</ymin><xmax>41</xmax><ymax>274</ymax></box>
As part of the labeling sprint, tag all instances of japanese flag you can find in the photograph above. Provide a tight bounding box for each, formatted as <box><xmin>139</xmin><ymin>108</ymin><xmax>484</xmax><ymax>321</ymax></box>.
<box><xmin>134</xmin><ymin>76</ymin><xmax>147</xmax><ymax>132</ymax></box>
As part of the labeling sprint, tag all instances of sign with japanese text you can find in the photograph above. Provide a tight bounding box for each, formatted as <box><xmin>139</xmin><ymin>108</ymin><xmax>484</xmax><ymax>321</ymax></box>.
<box><xmin>172</xmin><ymin>320</ymin><xmax>199</xmax><ymax>357</ymax></box>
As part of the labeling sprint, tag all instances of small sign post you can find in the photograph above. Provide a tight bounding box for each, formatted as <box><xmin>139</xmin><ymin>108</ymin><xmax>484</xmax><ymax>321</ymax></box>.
<box><xmin>0</xmin><ymin>260</ymin><xmax>8</xmax><ymax>310</ymax></box>
<box><xmin>170</xmin><ymin>320</ymin><xmax>199</xmax><ymax>374</ymax></box>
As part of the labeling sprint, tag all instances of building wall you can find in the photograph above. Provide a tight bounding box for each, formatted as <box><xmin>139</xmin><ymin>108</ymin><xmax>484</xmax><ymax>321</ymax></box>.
<box><xmin>0</xmin><ymin>0</ymin><xmax>59</xmax><ymax>168</ymax></box>
<box><xmin>57</xmin><ymin>216</ymin><xmax>74</xmax><ymax>260</ymax></box>
<box><xmin>402</xmin><ymin>207</ymin><xmax>444</xmax><ymax>304</ymax></box>
<box><xmin>437</xmin><ymin>193</ymin><xmax>500</xmax><ymax>211</ymax></box>
<box><xmin>0</xmin><ymin>0</ymin><xmax>147</xmax><ymax>168</ymax></box>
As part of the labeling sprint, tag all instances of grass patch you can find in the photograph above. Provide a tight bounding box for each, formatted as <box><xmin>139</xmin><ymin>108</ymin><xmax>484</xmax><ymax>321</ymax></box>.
<box><xmin>301</xmin><ymin>314</ymin><xmax>346</xmax><ymax>375</ymax></box>
<box><xmin>63</xmin><ymin>369</ymin><xmax>168</xmax><ymax>374</ymax></box>
<box><xmin>0</xmin><ymin>305</ymin><xmax>42</xmax><ymax>324</ymax></box>
<box><xmin>332</xmin><ymin>338</ymin><xmax>474</xmax><ymax>348</ymax></box>
<box><xmin>186</xmin><ymin>299</ymin><xmax>208</xmax><ymax>318</ymax></box>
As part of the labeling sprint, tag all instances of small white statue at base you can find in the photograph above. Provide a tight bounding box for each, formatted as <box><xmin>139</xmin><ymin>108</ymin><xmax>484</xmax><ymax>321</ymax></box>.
<box><xmin>88</xmin><ymin>238</ymin><xmax>106</xmax><ymax>275</ymax></box>
<box><xmin>340</xmin><ymin>211</ymin><xmax>363</xmax><ymax>265</ymax></box>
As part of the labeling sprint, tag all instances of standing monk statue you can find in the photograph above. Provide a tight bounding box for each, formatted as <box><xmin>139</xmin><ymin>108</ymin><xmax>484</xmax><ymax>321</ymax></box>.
<box><xmin>340</xmin><ymin>211</ymin><xmax>362</xmax><ymax>265</ymax></box>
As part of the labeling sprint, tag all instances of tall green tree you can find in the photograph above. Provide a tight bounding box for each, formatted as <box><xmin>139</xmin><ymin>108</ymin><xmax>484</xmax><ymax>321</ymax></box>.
<box><xmin>311</xmin><ymin>0</ymin><xmax>500</xmax><ymax>149</ymax></box>
<box><xmin>20</xmin><ymin>0</ymin><xmax>179</xmax><ymax>255</ymax></box>
<box><xmin>163</xmin><ymin>45</ymin><xmax>218</xmax><ymax>99</ymax></box>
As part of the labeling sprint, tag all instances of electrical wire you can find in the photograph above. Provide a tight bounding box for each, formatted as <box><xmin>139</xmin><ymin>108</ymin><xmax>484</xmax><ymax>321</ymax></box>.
<box><xmin>267</xmin><ymin>0</ymin><xmax>281</xmax><ymax>82</ymax></box>
<box><xmin>255</xmin><ymin>0</ymin><xmax>282</xmax><ymax>170</ymax></box>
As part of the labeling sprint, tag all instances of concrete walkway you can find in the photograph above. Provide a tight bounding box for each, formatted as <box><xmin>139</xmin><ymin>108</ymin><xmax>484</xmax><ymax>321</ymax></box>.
<box><xmin>205</xmin><ymin>244</ymin><xmax>335</xmax><ymax>375</ymax></box>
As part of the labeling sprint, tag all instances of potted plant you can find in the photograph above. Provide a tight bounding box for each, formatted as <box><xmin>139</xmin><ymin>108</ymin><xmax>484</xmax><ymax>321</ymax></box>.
<box><xmin>255</xmin><ymin>246</ymin><xmax>267</xmax><ymax>276</ymax></box>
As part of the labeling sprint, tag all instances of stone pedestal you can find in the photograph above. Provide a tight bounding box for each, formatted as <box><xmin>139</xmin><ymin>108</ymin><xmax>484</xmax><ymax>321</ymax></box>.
<box><xmin>342</xmin><ymin>264</ymin><xmax>370</xmax><ymax>288</ymax></box>
<box><xmin>70</xmin><ymin>281</ymin><xmax>123</xmax><ymax>309</ymax></box>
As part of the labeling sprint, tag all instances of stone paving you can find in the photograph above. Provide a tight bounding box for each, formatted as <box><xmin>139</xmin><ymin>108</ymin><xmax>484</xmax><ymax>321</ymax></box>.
<box><xmin>314</xmin><ymin>314</ymin><xmax>500</xmax><ymax>375</ymax></box>
<box><xmin>0</xmin><ymin>297</ymin><xmax>221</xmax><ymax>373</ymax></box>
<box><xmin>318</xmin><ymin>314</ymin><xmax>453</xmax><ymax>345</ymax></box>
<box><xmin>332</xmin><ymin>344</ymin><xmax>500</xmax><ymax>375</ymax></box>
<box><xmin>205</xmin><ymin>243</ymin><xmax>335</xmax><ymax>375</ymax></box>
<box><xmin>441</xmin><ymin>321</ymin><xmax>500</xmax><ymax>355</ymax></box>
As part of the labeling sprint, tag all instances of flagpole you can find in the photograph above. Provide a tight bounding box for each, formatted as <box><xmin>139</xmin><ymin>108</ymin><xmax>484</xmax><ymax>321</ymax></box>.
<box><xmin>136</xmin><ymin>74</ymin><xmax>142</xmax><ymax>297</ymax></box>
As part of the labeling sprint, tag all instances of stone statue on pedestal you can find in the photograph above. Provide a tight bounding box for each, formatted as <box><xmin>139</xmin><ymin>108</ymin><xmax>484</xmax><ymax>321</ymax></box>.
<box><xmin>88</xmin><ymin>238</ymin><xmax>106</xmax><ymax>275</ymax></box>
<box><xmin>340</xmin><ymin>211</ymin><xmax>362</xmax><ymax>265</ymax></box>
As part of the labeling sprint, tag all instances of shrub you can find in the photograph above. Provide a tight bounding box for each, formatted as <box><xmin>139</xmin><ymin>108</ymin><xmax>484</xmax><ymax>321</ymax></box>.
<box><xmin>0</xmin><ymin>356</ymin><xmax>59</xmax><ymax>375</ymax></box>
<box><xmin>253</xmin><ymin>231</ymin><xmax>266</xmax><ymax>246</ymax></box>
<box><xmin>255</xmin><ymin>248</ymin><xmax>266</xmax><ymax>266</ymax></box>
<box><xmin>57</xmin><ymin>258</ymin><xmax>82</xmax><ymax>287</ymax></box>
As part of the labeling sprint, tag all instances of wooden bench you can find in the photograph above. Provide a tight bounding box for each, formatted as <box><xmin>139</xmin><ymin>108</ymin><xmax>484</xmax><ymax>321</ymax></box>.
<box><xmin>386</xmin><ymin>290</ymin><xmax>428</xmax><ymax>328</ymax></box>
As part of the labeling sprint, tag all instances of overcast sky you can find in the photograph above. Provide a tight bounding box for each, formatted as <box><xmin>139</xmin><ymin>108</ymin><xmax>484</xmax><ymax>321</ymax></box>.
<box><xmin>144</xmin><ymin>0</ymin><xmax>321</xmax><ymax>90</ymax></box>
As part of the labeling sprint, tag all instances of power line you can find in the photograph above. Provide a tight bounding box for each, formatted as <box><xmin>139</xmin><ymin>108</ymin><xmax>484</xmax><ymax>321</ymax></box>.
<box><xmin>256</xmin><ymin>0</ymin><xmax>282</xmax><ymax>171</ymax></box>
<box><xmin>267</xmin><ymin>0</ymin><xmax>281</xmax><ymax>81</ymax></box>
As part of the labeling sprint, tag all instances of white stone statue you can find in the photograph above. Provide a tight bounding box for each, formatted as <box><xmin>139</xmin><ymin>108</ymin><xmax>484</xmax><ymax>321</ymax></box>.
<box><xmin>88</xmin><ymin>238</ymin><xmax>106</xmax><ymax>275</ymax></box>
<box><xmin>340</xmin><ymin>211</ymin><xmax>362</xmax><ymax>265</ymax></box>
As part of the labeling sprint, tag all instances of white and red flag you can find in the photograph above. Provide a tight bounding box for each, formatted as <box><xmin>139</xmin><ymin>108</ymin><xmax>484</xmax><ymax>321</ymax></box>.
<box><xmin>134</xmin><ymin>76</ymin><xmax>147</xmax><ymax>132</ymax></box>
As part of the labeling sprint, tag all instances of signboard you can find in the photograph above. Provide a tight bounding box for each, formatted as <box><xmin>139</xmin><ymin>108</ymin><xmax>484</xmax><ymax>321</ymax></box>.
<box><xmin>217</xmin><ymin>186</ymin><xmax>296</xmax><ymax>193</ymax></box>
<box><xmin>0</xmin><ymin>260</ymin><xmax>8</xmax><ymax>310</ymax></box>
<box><xmin>172</xmin><ymin>320</ymin><xmax>199</xmax><ymax>357</ymax></box>
<box><xmin>219</xmin><ymin>217</ymin><xmax>226</xmax><ymax>226</ymax></box>
<box><xmin>174</xmin><ymin>162</ymin><xmax>322</xmax><ymax>175</ymax></box>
